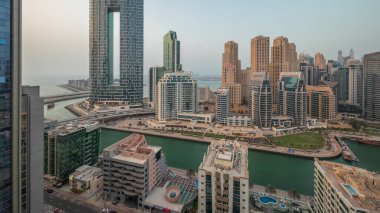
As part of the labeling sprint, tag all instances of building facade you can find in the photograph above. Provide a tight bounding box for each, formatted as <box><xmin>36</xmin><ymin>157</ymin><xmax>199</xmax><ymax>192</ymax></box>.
<box><xmin>240</xmin><ymin>68</ymin><xmax>251</xmax><ymax>104</ymax></box>
<box><xmin>278</xmin><ymin>72</ymin><xmax>307</xmax><ymax>126</ymax></box>
<box><xmin>103</xmin><ymin>134</ymin><xmax>168</xmax><ymax>207</ymax></box>
<box><xmin>301</xmin><ymin>64</ymin><xmax>320</xmax><ymax>86</ymax></box>
<box><xmin>314</xmin><ymin>52</ymin><xmax>326</xmax><ymax>70</ymax></box>
<box><xmin>198</xmin><ymin>140</ymin><xmax>249</xmax><ymax>213</ymax></box>
<box><xmin>69</xmin><ymin>165</ymin><xmax>103</xmax><ymax>194</ymax></box>
<box><xmin>348</xmin><ymin>63</ymin><xmax>363</xmax><ymax>107</ymax></box>
<box><xmin>314</xmin><ymin>159</ymin><xmax>380</xmax><ymax>213</ymax></box>
<box><xmin>163</xmin><ymin>31</ymin><xmax>182</xmax><ymax>72</ymax></box>
<box><xmin>156</xmin><ymin>72</ymin><xmax>197</xmax><ymax>121</ymax></box>
<box><xmin>333</xmin><ymin>68</ymin><xmax>350</xmax><ymax>102</ymax></box>
<box><xmin>44</xmin><ymin>122</ymin><xmax>101</xmax><ymax>181</ymax></box>
<box><xmin>149</xmin><ymin>66</ymin><xmax>166</xmax><ymax>103</ymax></box>
<box><xmin>89</xmin><ymin>0</ymin><xmax>144</xmax><ymax>104</ymax></box>
<box><xmin>251</xmin><ymin>36</ymin><xmax>270</xmax><ymax>74</ymax></box>
<box><xmin>215</xmin><ymin>88</ymin><xmax>230</xmax><ymax>124</ymax></box>
<box><xmin>249</xmin><ymin>72</ymin><xmax>272</xmax><ymax>128</ymax></box>
<box><xmin>306</xmin><ymin>86</ymin><xmax>337</xmax><ymax>122</ymax></box>
<box><xmin>363</xmin><ymin>52</ymin><xmax>380</xmax><ymax>121</ymax></box>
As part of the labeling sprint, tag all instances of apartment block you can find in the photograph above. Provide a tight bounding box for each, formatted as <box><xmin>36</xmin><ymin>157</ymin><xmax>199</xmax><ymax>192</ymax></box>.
<box><xmin>306</xmin><ymin>86</ymin><xmax>337</xmax><ymax>122</ymax></box>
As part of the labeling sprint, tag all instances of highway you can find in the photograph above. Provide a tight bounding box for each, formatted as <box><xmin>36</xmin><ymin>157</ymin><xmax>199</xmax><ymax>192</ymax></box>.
<box><xmin>43</xmin><ymin>92</ymin><xmax>89</xmax><ymax>104</ymax></box>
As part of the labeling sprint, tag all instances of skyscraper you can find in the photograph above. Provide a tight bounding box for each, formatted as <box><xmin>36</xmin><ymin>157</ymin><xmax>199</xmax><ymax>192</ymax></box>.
<box><xmin>269</xmin><ymin>36</ymin><xmax>297</xmax><ymax>112</ymax></box>
<box><xmin>314</xmin><ymin>52</ymin><xmax>326</xmax><ymax>70</ymax></box>
<box><xmin>306</xmin><ymin>86</ymin><xmax>337</xmax><ymax>122</ymax></box>
<box><xmin>250</xmin><ymin>36</ymin><xmax>270</xmax><ymax>74</ymax></box>
<box><xmin>348</xmin><ymin>63</ymin><xmax>363</xmax><ymax>107</ymax></box>
<box><xmin>89</xmin><ymin>0</ymin><xmax>144</xmax><ymax>104</ymax></box>
<box><xmin>163</xmin><ymin>31</ymin><xmax>182</xmax><ymax>72</ymax></box>
<box><xmin>337</xmin><ymin>50</ymin><xmax>343</xmax><ymax>67</ymax></box>
<box><xmin>249</xmin><ymin>72</ymin><xmax>272</xmax><ymax>128</ymax></box>
<box><xmin>278</xmin><ymin>72</ymin><xmax>307</xmax><ymax>126</ymax></box>
<box><xmin>222</xmin><ymin>41</ymin><xmax>241</xmax><ymax>85</ymax></box>
<box><xmin>350</xmin><ymin>48</ymin><xmax>355</xmax><ymax>60</ymax></box>
<box><xmin>198</xmin><ymin>139</ymin><xmax>249</xmax><ymax>213</ymax></box>
<box><xmin>156</xmin><ymin>72</ymin><xmax>197</xmax><ymax>121</ymax></box>
<box><xmin>149</xmin><ymin>66</ymin><xmax>166</xmax><ymax>103</ymax></box>
<box><xmin>215</xmin><ymin>88</ymin><xmax>230</xmax><ymax>124</ymax></box>
<box><xmin>240</xmin><ymin>68</ymin><xmax>251</xmax><ymax>103</ymax></box>
<box><xmin>363</xmin><ymin>52</ymin><xmax>380</xmax><ymax>121</ymax></box>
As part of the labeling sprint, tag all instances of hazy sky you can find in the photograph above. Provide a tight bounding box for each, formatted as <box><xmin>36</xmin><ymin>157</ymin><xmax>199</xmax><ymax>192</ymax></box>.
<box><xmin>23</xmin><ymin>0</ymin><xmax>380</xmax><ymax>80</ymax></box>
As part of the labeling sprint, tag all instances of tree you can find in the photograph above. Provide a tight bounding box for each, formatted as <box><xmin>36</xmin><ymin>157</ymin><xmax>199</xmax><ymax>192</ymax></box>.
<box><xmin>288</xmin><ymin>189</ymin><xmax>300</xmax><ymax>199</ymax></box>
<box><xmin>265</xmin><ymin>185</ymin><xmax>277</xmax><ymax>194</ymax></box>
<box><xmin>186</xmin><ymin>169</ymin><xmax>195</xmax><ymax>180</ymax></box>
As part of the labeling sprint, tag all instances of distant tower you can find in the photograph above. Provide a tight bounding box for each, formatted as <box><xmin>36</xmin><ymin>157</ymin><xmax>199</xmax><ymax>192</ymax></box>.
<box><xmin>163</xmin><ymin>31</ymin><xmax>182</xmax><ymax>72</ymax></box>
<box><xmin>149</xmin><ymin>66</ymin><xmax>166</xmax><ymax>103</ymax></box>
<box><xmin>215</xmin><ymin>88</ymin><xmax>230</xmax><ymax>124</ymax></box>
<box><xmin>314</xmin><ymin>52</ymin><xmax>326</xmax><ymax>70</ymax></box>
<box><xmin>222</xmin><ymin>41</ymin><xmax>241</xmax><ymax>85</ymax></box>
<box><xmin>249</xmin><ymin>72</ymin><xmax>272</xmax><ymax>128</ymax></box>
<box><xmin>363</xmin><ymin>52</ymin><xmax>380</xmax><ymax>121</ymax></box>
<box><xmin>251</xmin><ymin>36</ymin><xmax>270</xmax><ymax>75</ymax></box>
<box><xmin>89</xmin><ymin>0</ymin><xmax>144</xmax><ymax>104</ymax></box>
<box><xmin>349</xmin><ymin>49</ymin><xmax>355</xmax><ymax>60</ymax></box>
<box><xmin>337</xmin><ymin>50</ymin><xmax>343</xmax><ymax>66</ymax></box>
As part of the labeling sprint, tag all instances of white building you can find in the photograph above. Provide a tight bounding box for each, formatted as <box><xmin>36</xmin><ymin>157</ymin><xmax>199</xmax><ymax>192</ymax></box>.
<box><xmin>215</xmin><ymin>88</ymin><xmax>230</xmax><ymax>124</ymax></box>
<box><xmin>226</xmin><ymin>116</ymin><xmax>252</xmax><ymax>127</ymax></box>
<box><xmin>198</xmin><ymin>139</ymin><xmax>249</xmax><ymax>213</ymax></box>
<box><xmin>348</xmin><ymin>63</ymin><xmax>363</xmax><ymax>107</ymax></box>
<box><xmin>156</xmin><ymin>72</ymin><xmax>197</xmax><ymax>121</ymax></box>
<box><xmin>314</xmin><ymin>159</ymin><xmax>380</xmax><ymax>213</ymax></box>
<box><xmin>69</xmin><ymin>165</ymin><xmax>103</xmax><ymax>194</ymax></box>
<box><xmin>177</xmin><ymin>113</ymin><xmax>214</xmax><ymax>124</ymax></box>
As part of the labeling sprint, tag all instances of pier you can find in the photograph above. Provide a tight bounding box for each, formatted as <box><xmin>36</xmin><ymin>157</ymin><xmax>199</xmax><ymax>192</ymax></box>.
<box><xmin>335</xmin><ymin>136</ymin><xmax>359</xmax><ymax>162</ymax></box>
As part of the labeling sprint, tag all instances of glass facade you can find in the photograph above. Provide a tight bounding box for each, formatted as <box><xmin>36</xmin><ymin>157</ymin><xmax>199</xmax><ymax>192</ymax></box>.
<box><xmin>163</xmin><ymin>31</ymin><xmax>181</xmax><ymax>72</ymax></box>
<box><xmin>0</xmin><ymin>0</ymin><xmax>12</xmax><ymax>211</ymax></box>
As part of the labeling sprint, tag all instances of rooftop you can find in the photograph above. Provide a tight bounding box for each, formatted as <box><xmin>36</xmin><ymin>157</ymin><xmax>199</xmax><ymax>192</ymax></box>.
<box><xmin>46</xmin><ymin>121</ymin><xmax>100</xmax><ymax>136</ymax></box>
<box><xmin>70</xmin><ymin>165</ymin><xmax>102</xmax><ymax>182</ymax></box>
<box><xmin>200</xmin><ymin>139</ymin><xmax>248</xmax><ymax>178</ymax></box>
<box><xmin>317</xmin><ymin>160</ymin><xmax>380</xmax><ymax>212</ymax></box>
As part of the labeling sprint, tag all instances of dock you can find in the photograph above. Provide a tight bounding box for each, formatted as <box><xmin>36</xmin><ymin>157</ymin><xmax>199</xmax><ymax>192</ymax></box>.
<box><xmin>335</xmin><ymin>136</ymin><xmax>359</xmax><ymax>162</ymax></box>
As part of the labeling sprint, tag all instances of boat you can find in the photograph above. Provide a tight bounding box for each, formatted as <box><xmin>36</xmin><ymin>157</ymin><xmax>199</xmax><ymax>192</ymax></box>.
<box><xmin>342</xmin><ymin>150</ymin><xmax>355</xmax><ymax>161</ymax></box>
<box><xmin>346</xmin><ymin>136</ymin><xmax>380</xmax><ymax>146</ymax></box>
<box><xmin>47</xmin><ymin>103</ymin><xmax>55</xmax><ymax>109</ymax></box>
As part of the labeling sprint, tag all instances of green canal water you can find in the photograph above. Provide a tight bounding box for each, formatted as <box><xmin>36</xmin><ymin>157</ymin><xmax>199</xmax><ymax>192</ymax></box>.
<box><xmin>100</xmin><ymin>128</ymin><xmax>380</xmax><ymax>196</ymax></box>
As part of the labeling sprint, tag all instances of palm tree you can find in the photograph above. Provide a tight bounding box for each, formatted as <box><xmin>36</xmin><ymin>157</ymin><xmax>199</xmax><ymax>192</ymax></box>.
<box><xmin>186</xmin><ymin>169</ymin><xmax>195</xmax><ymax>180</ymax></box>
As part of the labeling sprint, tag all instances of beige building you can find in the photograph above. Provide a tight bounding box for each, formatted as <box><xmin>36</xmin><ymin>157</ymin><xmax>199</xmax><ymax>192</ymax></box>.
<box><xmin>222</xmin><ymin>64</ymin><xmax>239</xmax><ymax>86</ymax></box>
<box><xmin>69</xmin><ymin>165</ymin><xmax>103</xmax><ymax>194</ymax></box>
<box><xmin>103</xmin><ymin>134</ymin><xmax>168</xmax><ymax>207</ymax></box>
<box><xmin>198</xmin><ymin>139</ymin><xmax>249</xmax><ymax>213</ymax></box>
<box><xmin>314</xmin><ymin>159</ymin><xmax>380</xmax><ymax>213</ymax></box>
<box><xmin>269</xmin><ymin>36</ymin><xmax>297</xmax><ymax>111</ymax></box>
<box><xmin>240</xmin><ymin>68</ymin><xmax>251</xmax><ymax>103</ymax></box>
<box><xmin>251</xmin><ymin>36</ymin><xmax>270</xmax><ymax>75</ymax></box>
<box><xmin>315</xmin><ymin>52</ymin><xmax>326</xmax><ymax>70</ymax></box>
<box><xmin>222</xmin><ymin>41</ymin><xmax>241</xmax><ymax>86</ymax></box>
<box><xmin>306</xmin><ymin>85</ymin><xmax>337</xmax><ymax>122</ymax></box>
<box><xmin>226</xmin><ymin>83</ymin><xmax>242</xmax><ymax>111</ymax></box>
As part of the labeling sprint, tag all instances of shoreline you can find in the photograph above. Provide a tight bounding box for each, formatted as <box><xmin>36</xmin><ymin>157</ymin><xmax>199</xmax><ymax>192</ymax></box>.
<box><xmin>103</xmin><ymin>126</ymin><xmax>342</xmax><ymax>159</ymax></box>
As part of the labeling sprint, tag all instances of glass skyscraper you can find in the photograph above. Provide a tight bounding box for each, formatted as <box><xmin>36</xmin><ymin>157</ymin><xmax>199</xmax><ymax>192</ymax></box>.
<box><xmin>89</xmin><ymin>0</ymin><xmax>144</xmax><ymax>104</ymax></box>
<box><xmin>163</xmin><ymin>31</ymin><xmax>182</xmax><ymax>72</ymax></box>
<box><xmin>0</xmin><ymin>0</ymin><xmax>21</xmax><ymax>211</ymax></box>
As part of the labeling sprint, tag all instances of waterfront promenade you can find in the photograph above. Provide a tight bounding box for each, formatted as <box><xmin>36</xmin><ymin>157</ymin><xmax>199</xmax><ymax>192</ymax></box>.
<box><xmin>103</xmin><ymin>126</ymin><xmax>342</xmax><ymax>159</ymax></box>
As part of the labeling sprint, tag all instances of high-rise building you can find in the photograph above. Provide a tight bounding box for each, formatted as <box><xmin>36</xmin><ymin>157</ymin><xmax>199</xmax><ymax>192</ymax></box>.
<box><xmin>337</xmin><ymin>50</ymin><xmax>343</xmax><ymax>67</ymax></box>
<box><xmin>298</xmin><ymin>53</ymin><xmax>314</xmax><ymax>66</ymax></box>
<box><xmin>103</xmin><ymin>134</ymin><xmax>168</xmax><ymax>207</ymax></box>
<box><xmin>225</xmin><ymin>83</ymin><xmax>242</xmax><ymax>110</ymax></box>
<box><xmin>348</xmin><ymin>63</ymin><xmax>363</xmax><ymax>107</ymax></box>
<box><xmin>278</xmin><ymin>72</ymin><xmax>307</xmax><ymax>126</ymax></box>
<box><xmin>149</xmin><ymin>66</ymin><xmax>166</xmax><ymax>103</ymax></box>
<box><xmin>363</xmin><ymin>52</ymin><xmax>380</xmax><ymax>121</ymax></box>
<box><xmin>301</xmin><ymin>64</ymin><xmax>320</xmax><ymax>86</ymax></box>
<box><xmin>314</xmin><ymin>159</ymin><xmax>380</xmax><ymax>213</ymax></box>
<box><xmin>156</xmin><ymin>72</ymin><xmax>197</xmax><ymax>121</ymax></box>
<box><xmin>198</xmin><ymin>86</ymin><xmax>211</xmax><ymax>102</ymax></box>
<box><xmin>163</xmin><ymin>31</ymin><xmax>182</xmax><ymax>72</ymax></box>
<box><xmin>350</xmin><ymin>48</ymin><xmax>355</xmax><ymax>60</ymax></box>
<box><xmin>222</xmin><ymin>41</ymin><xmax>241</xmax><ymax>86</ymax></box>
<box><xmin>44</xmin><ymin>122</ymin><xmax>101</xmax><ymax>181</ymax></box>
<box><xmin>1</xmin><ymin>2</ymin><xmax>43</xmax><ymax>212</ymax></box>
<box><xmin>269</xmin><ymin>36</ymin><xmax>297</xmax><ymax>111</ymax></box>
<box><xmin>89</xmin><ymin>0</ymin><xmax>143</xmax><ymax>104</ymax></box>
<box><xmin>250</xmin><ymin>36</ymin><xmax>270</xmax><ymax>75</ymax></box>
<box><xmin>215</xmin><ymin>88</ymin><xmax>230</xmax><ymax>124</ymax></box>
<box><xmin>333</xmin><ymin>68</ymin><xmax>349</xmax><ymax>102</ymax></box>
<box><xmin>249</xmin><ymin>72</ymin><xmax>272</xmax><ymax>128</ymax></box>
<box><xmin>306</xmin><ymin>86</ymin><xmax>337</xmax><ymax>122</ymax></box>
<box><xmin>198</xmin><ymin>139</ymin><xmax>249</xmax><ymax>213</ymax></box>
<box><xmin>20</xmin><ymin>86</ymin><xmax>44</xmax><ymax>213</ymax></box>
<box><xmin>314</xmin><ymin>52</ymin><xmax>326</xmax><ymax>70</ymax></box>
<box><xmin>240</xmin><ymin>68</ymin><xmax>251</xmax><ymax>103</ymax></box>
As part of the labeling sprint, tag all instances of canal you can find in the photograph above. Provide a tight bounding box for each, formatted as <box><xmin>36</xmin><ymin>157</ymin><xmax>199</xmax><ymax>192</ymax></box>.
<box><xmin>100</xmin><ymin>128</ymin><xmax>380</xmax><ymax>196</ymax></box>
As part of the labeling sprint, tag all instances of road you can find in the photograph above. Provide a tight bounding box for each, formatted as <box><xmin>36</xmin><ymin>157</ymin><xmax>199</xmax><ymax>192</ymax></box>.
<box><xmin>44</xmin><ymin>191</ymin><xmax>100</xmax><ymax>213</ymax></box>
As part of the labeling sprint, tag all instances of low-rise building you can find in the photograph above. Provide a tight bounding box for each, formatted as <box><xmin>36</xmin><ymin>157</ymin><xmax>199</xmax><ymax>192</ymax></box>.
<box><xmin>198</xmin><ymin>139</ymin><xmax>249</xmax><ymax>213</ymax></box>
<box><xmin>103</xmin><ymin>134</ymin><xmax>168</xmax><ymax>208</ymax></box>
<box><xmin>226</xmin><ymin>116</ymin><xmax>252</xmax><ymax>127</ymax></box>
<box><xmin>177</xmin><ymin>113</ymin><xmax>214</xmax><ymax>124</ymax></box>
<box><xmin>314</xmin><ymin>159</ymin><xmax>380</xmax><ymax>212</ymax></box>
<box><xmin>44</xmin><ymin>122</ymin><xmax>101</xmax><ymax>181</ymax></box>
<box><xmin>69</xmin><ymin>165</ymin><xmax>103</xmax><ymax>194</ymax></box>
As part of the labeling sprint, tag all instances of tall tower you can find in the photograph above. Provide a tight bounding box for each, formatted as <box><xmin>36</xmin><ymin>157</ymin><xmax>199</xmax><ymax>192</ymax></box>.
<box><xmin>215</xmin><ymin>88</ymin><xmax>230</xmax><ymax>124</ymax></box>
<box><xmin>349</xmin><ymin>49</ymin><xmax>355</xmax><ymax>60</ymax></box>
<box><xmin>222</xmin><ymin>41</ymin><xmax>241</xmax><ymax>85</ymax></box>
<box><xmin>250</xmin><ymin>36</ymin><xmax>270</xmax><ymax>75</ymax></box>
<box><xmin>163</xmin><ymin>31</ymin><xmax>181</xmax><ymax>72</ymax></box>
<box><xmin>363</xmin><ymin>52</ymin><xmax>380</xmax><ymax>121</ymax></box>
<box><xmin>249</xmin><ymin>72</ymin><xmax>272</xmax><ymax>128</ymax></box>
<box><xmin>89</xmin><ymin>0</ymin><xmax>144</xmax><ymax>104</ymax></box>
<box><xmin>337</xmin><ymin>50</ymin><xmax>343</xmax><ymax>67</ymax></box>
<box><xmin>269</xmin><ymin>36</ymin><xmax>297</xmax><ymax>112</ymax></box>
<box><xmin>315</xmin><ymin>52</ymin><xmax>326</xmax><ymax>70</ymax></box>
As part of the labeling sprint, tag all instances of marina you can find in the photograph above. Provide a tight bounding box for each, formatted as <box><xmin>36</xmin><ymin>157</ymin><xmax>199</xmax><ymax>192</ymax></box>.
<box><xmin>335</xmin><ymin>136</ymin><xmax>359</xmax><ymax>162</ymax></box>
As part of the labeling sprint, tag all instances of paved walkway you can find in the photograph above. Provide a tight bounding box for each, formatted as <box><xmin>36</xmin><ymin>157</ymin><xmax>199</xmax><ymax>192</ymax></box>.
<box><xmin>105</xmin><ymin>126</ymin><xmax>343</xmax><ymax>159</ymax></box>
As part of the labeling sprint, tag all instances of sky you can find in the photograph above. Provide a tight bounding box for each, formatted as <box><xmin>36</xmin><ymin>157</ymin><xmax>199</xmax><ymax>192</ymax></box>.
<box><xmin>22</xmin><ymin>0</ymin><xmax>380</xmax><ymax>81</ymax></box>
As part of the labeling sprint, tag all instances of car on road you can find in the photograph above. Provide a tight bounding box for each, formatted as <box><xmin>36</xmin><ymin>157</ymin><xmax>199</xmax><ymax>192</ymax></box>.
<box><xmin>44</xmin><ymin>187</ymin><xmax>54</xmax><ymax>193</ymax></box>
